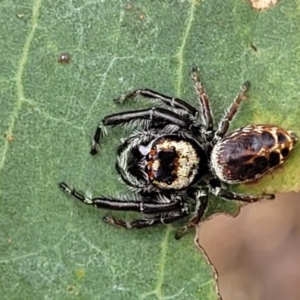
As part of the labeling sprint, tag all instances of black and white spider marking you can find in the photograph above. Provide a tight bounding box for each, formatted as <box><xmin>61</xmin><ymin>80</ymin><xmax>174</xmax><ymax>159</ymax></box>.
<box><xmin>59</xmin><ymin>68</ymin><xmax>297</xmax><ymax>239</ymax></box>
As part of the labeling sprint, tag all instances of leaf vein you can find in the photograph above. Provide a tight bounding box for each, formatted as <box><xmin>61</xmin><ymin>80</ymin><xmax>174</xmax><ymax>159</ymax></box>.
<box><xmin>176</xmin><ymin>0</ymin><xmax>198</xmax><ymax>96</ymax></box>
<box><xmin>0</xmin><ymin>0</ymin><xmax>43</xmax><ymax>172</ymax></box>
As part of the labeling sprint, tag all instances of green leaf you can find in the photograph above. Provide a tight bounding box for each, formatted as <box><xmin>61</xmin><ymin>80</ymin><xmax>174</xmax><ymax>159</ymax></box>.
<box><xmin>1</xmin><ymin>0</ymin><xmax>300</xmax><ymax>299</ymax></box>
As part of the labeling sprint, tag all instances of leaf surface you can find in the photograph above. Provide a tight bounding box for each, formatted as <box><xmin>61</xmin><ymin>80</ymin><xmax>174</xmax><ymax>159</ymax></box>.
<box><xmin>1</xmin><ymin>1</ymin><xmax>300</xmax><ymax>299</ymax></box>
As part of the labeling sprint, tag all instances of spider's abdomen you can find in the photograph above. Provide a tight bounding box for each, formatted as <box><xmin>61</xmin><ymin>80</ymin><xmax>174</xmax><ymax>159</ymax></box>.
<box><xmin>145</xmin><ymin>136</ymin><xmax>207</xmax><ymax>190</ymax></box>
<box><xmin>211</xmin><ymin>125</ymin><xmax>297</xmax><ymax>184</ymax></box>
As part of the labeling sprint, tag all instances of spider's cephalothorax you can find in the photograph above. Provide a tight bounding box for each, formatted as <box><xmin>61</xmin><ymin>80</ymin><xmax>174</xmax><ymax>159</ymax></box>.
<box><xmin>117</xmin><ymin>133</ymin><xmax>207</xmax><ymax>192</ymax></box>
<box><xmin>59</xmin><ymin>68</ymin><xmax>297</xmax><ymax>239</ymax></box>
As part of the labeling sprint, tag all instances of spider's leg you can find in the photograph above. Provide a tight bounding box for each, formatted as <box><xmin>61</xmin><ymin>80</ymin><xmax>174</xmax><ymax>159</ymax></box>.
<box><xmin>91</xmin><ymin>107</ymin><xmax>190</xmax><ymax>155</ymax></box>
<box><xmin>115</xmin><ymin>88</ymin><xmax>198</xmax><ymax>117</ymax></box>
<box><xmin>175</xmin><ymin>189</ymin><xmax>208</xmax><ymax>239</ymax></box>
<box><xmin>209</xmin><ymin>180</ymin><xmax>275</xmax><ymax>202</ymax></box>
<box><xmin>214</xmin><ymin>81</ymin><xmax>250</xmax><ymax>142</ymax></box>
<box><xmin>191</xmin><ymin>68</ymin><xmax>214</xmax><ymax>133</ymax></box>
<box><xmin>102</xmin><ymin>210</ymin><xmax>187</xmax><ymax>230</ymax></box>
<box><xmin>90</xmin><ymin>121</ymin><xmax>107</xmax><ymax>155</ymax></box>
<box><xmin>59</xmin><ymin>182</ymin><xmax>182</xmax><ymax>213</ymax></box>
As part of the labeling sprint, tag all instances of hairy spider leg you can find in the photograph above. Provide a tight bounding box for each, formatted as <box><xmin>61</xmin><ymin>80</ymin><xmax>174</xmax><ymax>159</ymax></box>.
<box><xmin>59</xmin><ymin>182</ymin><xmax>183</xmax><ymax>213</ymax></box>
<box><xmin>175</xmin><ymin>189</ymin><xmax>208</xmax><ymax>239</ymax></box>
<box><xmin>191</xmin><ymin>68</ymin><xmax>214</xmax><ymax>133</ymax></box>
<box><xmin>103</xmin><ymin>210</ymin><xmax>188</xmax><ymax>233</ymax></box>
<box><xmin>214</xmin><ymin>81</ymin><xmax>250</xmax><ymax>142</ymax></box>
<box><xmin>90</xmin><ymin>107</ymin><xmax>191</xmax><ymax>155</ymax></box>
<box><xmin>209</xmin><ymin>179</ymin><xmax>275</xmax><ymax>202</ymax></box>
<box><xmin>114</xmin><ymin>88</ymin><xmax>198</xmax><ymax>117</ymax></box>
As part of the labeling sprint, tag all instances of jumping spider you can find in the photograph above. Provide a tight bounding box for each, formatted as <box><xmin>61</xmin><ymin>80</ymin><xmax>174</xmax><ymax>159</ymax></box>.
<box><xmin>59</xmin><ymin>68</ymin><xmax>297</xmax><ymax>239</ymax></box>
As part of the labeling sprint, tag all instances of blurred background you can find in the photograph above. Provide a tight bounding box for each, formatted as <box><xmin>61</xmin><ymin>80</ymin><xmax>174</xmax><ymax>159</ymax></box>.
<box><xmin>200</xmin><ymin>193</ymin><xmax>300</xmax><ymax>300</ymax></box>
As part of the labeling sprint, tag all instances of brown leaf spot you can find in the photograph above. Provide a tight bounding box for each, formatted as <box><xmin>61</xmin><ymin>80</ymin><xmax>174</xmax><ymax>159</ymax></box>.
<box><xmin>249</xmin><ymin>0</ymin><xmax>279</xmax><ymax>10</ymax></box>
